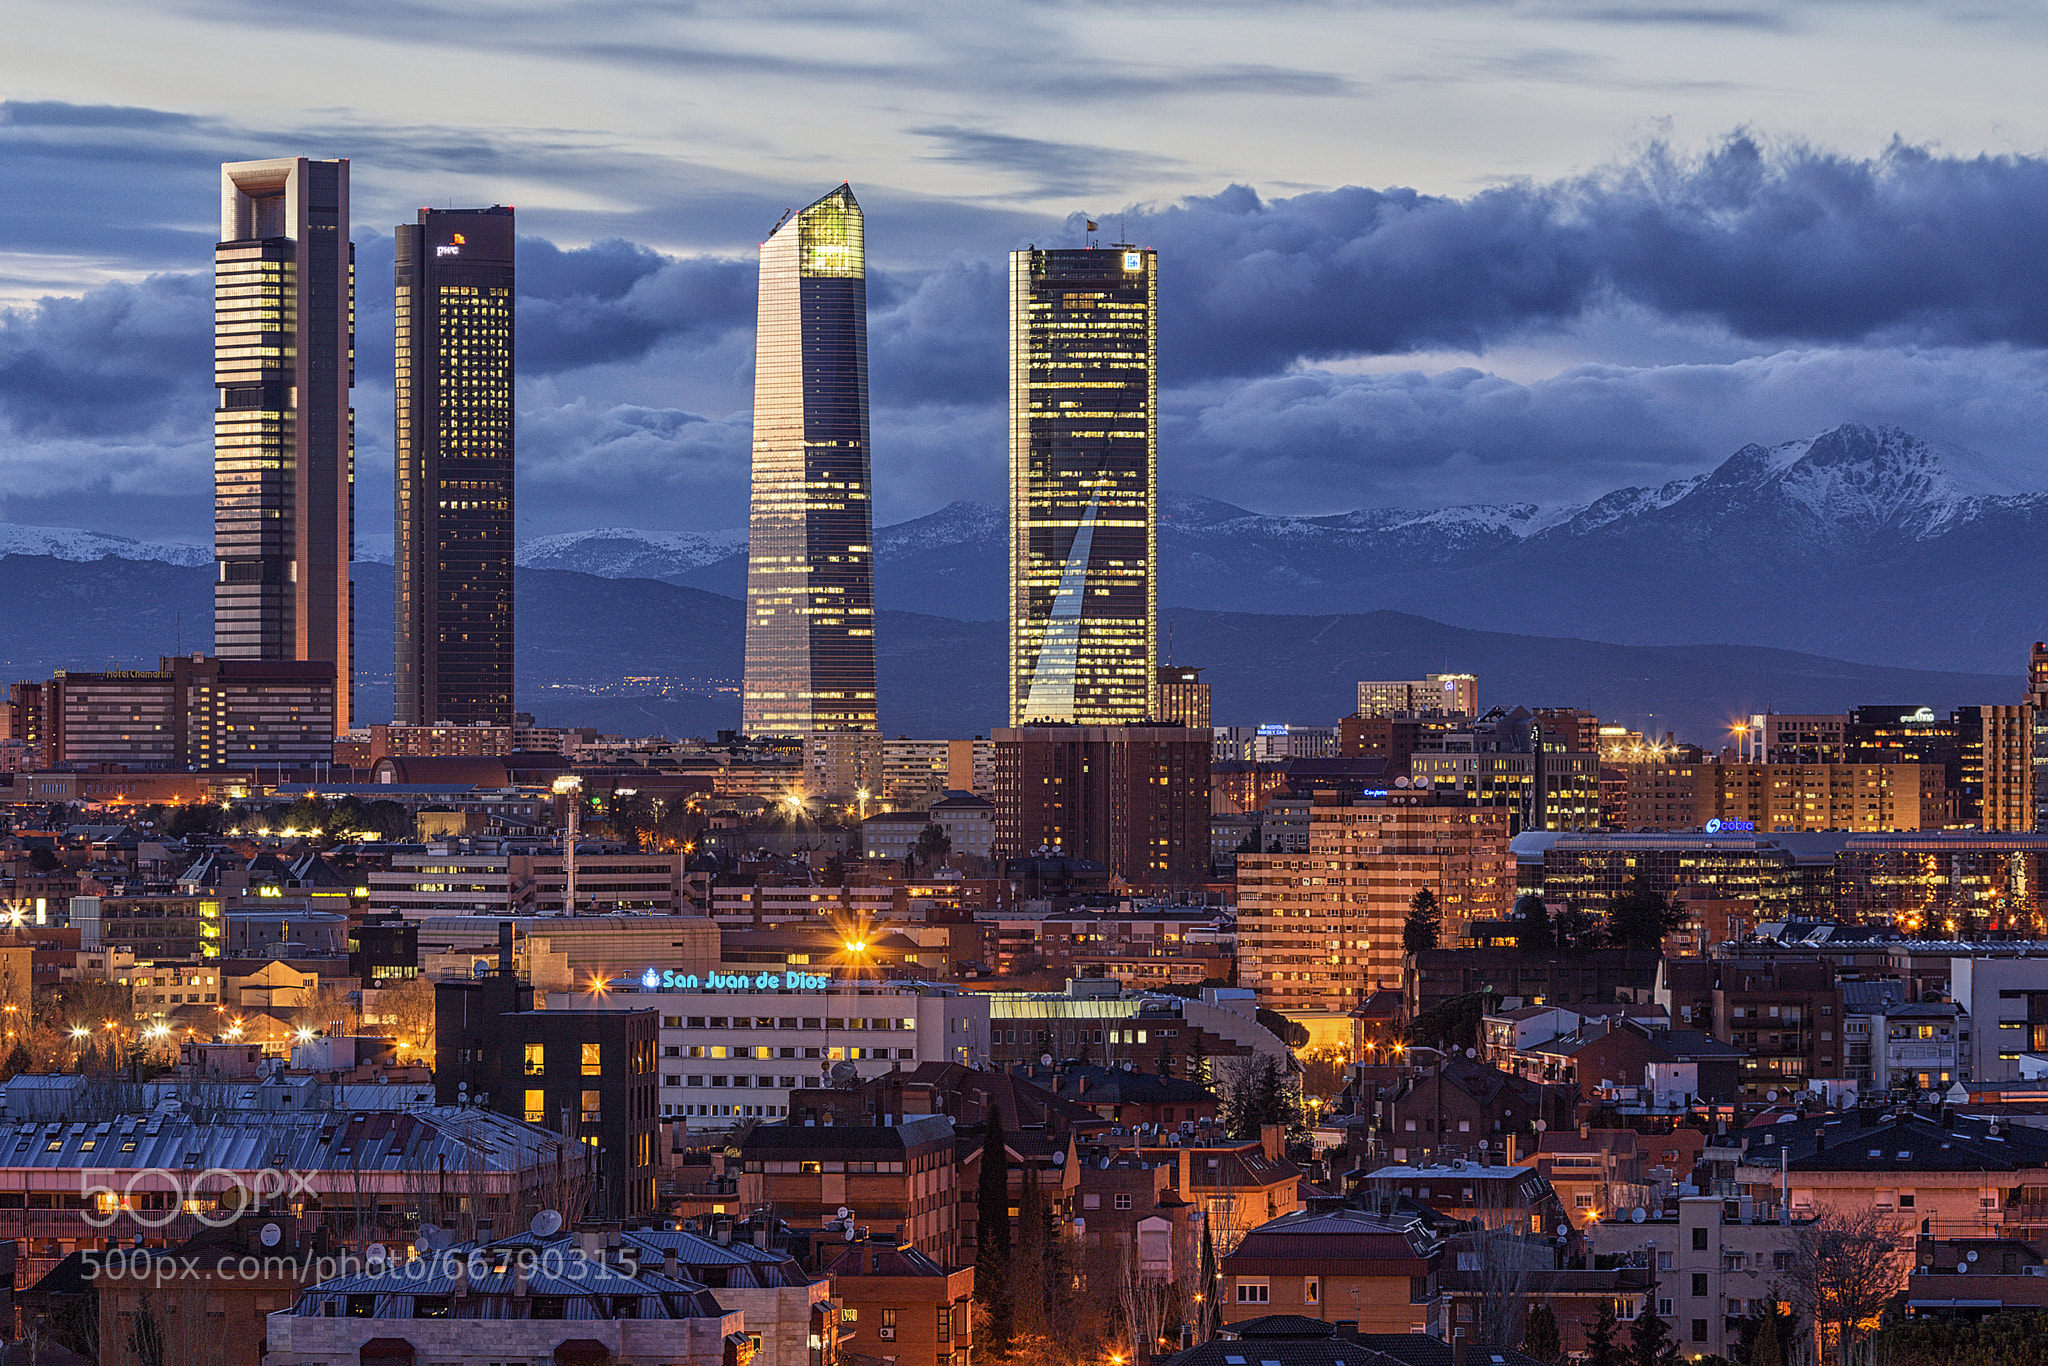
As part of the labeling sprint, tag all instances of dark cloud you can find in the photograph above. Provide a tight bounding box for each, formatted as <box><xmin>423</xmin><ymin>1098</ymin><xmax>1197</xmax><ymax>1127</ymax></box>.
<box><xmin>1115</xmin><ymin>137</ymin><xmax>2048</xmax><ymax>381</ymax></box>
<box><xmin>0</xmin><ymin>102</ymin><xmax>206</xmax><ymax>129</ymax></box>
<box><xmin>0</xmin><ymin>273</ymin><xmax>210</xmax><ymax>437</ymax></box>
<box><xmin>911</xmin><ymin>126</ymin><xmax>1180</xmax><ymax>199</ymax></box>
<box><xmin>515</xmin><ymin>238</ymin><xmax>756</xmax><ymax>374</ymax></box>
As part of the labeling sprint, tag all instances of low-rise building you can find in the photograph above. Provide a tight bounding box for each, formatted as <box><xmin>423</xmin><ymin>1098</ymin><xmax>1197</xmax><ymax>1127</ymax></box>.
<box><xmin>1219</xmin><ymin>1204</ymin><xmax>1440</xmax><ymax>1333</ymax></box>
<box><xmin>736</xmin><ymin>1118</ymin><xmax>962</xmax><ymax>1264</ymax></box>
<box><xmin>822</xmin><ymin>1236</ymin><xmax>974</xmax><ymax>1366</ymax></box>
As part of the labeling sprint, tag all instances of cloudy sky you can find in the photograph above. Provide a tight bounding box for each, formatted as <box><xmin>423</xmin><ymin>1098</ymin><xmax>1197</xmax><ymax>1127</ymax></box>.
<box><xmin>6</xmin><ymin>0</ymin><xmax>2048</xmax><ymax>544</ymax></box>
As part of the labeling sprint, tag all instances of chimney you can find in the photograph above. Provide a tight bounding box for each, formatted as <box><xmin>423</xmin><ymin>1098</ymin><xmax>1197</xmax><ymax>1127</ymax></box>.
<box><xmin>1454</xmin><ymin>1330</ymin><xmax>1469</xmax><ymax>1366</ymax></box>
<box><xmin>1261</xmin><ymin>1123</ymin><xmax>1283</xmax><ymax>1162</ymax></box>
<box><xmin>1579</xmin><ymin>1122</ymin><xmax>1590</xmax><ymax>1140</ymax></box>
<box><xmin>664</xmin><ymin>1248</ymin><xmax>680</xmax><ymax>1278</ymax></box>
<box><xmin>754</xmin><ymin>1224</ymin><xmax>769</xmax><ymax>1249</ymax></box>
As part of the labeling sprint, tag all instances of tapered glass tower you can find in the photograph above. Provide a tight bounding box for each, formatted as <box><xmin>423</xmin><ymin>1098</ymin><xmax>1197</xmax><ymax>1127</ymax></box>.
<box><xmin>1008</xmin><ymin>245</ymin><xmax>1158</xmax><ymax>726</ymax></box>
<box><xmin>742</xmin><ymin>184</ymin><xmax>878</xmax><ymax>796</ymax></box>
<box><xmin>393</xmin><ymin>206</ymin><xmax>516</xmax><ymax>726</ymax></box>
<box><xmin>214</xmin><ymin>158</ymin><xmax>355</xmax><ymax>732</ymax></box>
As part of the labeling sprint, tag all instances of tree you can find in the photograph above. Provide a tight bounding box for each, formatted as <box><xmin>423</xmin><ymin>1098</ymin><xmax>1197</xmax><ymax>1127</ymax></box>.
<box><xmin>27</xmin><ymin>846</ymin><xmax>60</xmax><ymax>874</ymax></box>
<box><xmin>1585</xmin><ymin>1300</ymin><xmax>1626</xmax><ymax>1366</ymax></box>
<box><xmin>1628</xmin><ymin>1305</ymin><xmax>1682</xmax><ymax>1366</ymax></box>
<box><xmin>1606</xmin><ymin>876</ymin><xmax>1686</xmax><ymax>949</ymax></box>
<box><xmin>1522</xmin><ymin>1303</ymin><xmax>1562</xmax><ymax>1364</ymax></box>
<box><xmin>1404</xmin><ymin>887</ymin><xmax>1442</xmax><ymax>953</ymax></box>
<box><xmin>1786</xmin><ymin>1203</ymin><xmax>1907</xmax><ymax>1366</ymax></box>
<box><xmin>1216</xmin><ymin>1053</ymin><xmax>1303</xmax><ymax>1138</ymax></box>
<box><xmin>1514</xmin><ymin>894</ymin><xmax>1556</xmax><ymax>953</ymax></box>
<box><xmin>913</xmin><ymin>822</ymin><xmax>952</xmax><ymax>873</ymax></box>
<box><xmin>1742</xmin><ymin>1301</ymin><xmax>1789</xmax><ymax>1366</ymax></box>
<box><xmin>975</xmin><ymin>1111</ymin><xmax>1014</xmax><ymax>1358</ymax></box>
<box><xmin>1552</xmin><ymin>902</ymin><xmax>1600</xmax><ymax>954</ymax></box>
<box><xmin>1405</xmin><ymin>989</ymin><xmax>1497</xmax><ymax>1052</ymax></box>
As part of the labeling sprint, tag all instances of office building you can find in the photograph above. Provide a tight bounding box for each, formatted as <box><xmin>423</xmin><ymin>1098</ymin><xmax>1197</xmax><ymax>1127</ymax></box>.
<box><xmin>1356</xmin><ymin>674</ymin><xmax>1477</xmax><ymax>718</ymax></box>
<box><xmin>1237</xmin><ymin>791</ymin><xmax>1512</xmax><ymax>1013</ymax></box>
<box><xmin>1962</xmin><ymin>703</ymin><xmax>2036</xmax><ymax>832</ymax></box>
<box><xmin>992</xmin><ymin>724</ymin><xmax>1210</xmax><ymax>886</ymax></box>
<box><xmin>394</xmin><ymin>206</ymin><xmax>516</xmax><ymax>727</ymax></box>
<box><xmin>214</xmin><ymin>158</ymin><xmax>355</xmax><ymax>732</ymax></box>
<box><xmin>1156</xmin><ymin>665</ymin><xmax>1210</xmax><ymax>729</ymax></box>
<box><xmin>552</xmin><ymin>979</ymin><xmax>989</xmax><ymax>1134</ymax></box>
<box><xmin>43</xmin><ymin>655</ymin><xmax>335</xmax><ymax>770</ymax></box>
<box><xmin>1617</xmin><ymin>759</ymin><xmax>1948</xmax><ymax>832</ymax></box>
<box><xmin>742</xmin><ymin>184</ymin><xmax>878</xmax><ymax>798</ymax></box>
<box><xmin>1213</xmin><ymin>724</ymin><xmax>1340</xmax><ymax>762</ymax></box>
<box><xmin>1008</xmin><ymin>245</ymin><xmax>1158</xmax><ymax>726</ymax></box>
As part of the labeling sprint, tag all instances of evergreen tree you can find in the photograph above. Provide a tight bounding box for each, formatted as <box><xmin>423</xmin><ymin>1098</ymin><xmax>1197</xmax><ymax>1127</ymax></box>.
<box><xmin>974</xmin><ymin>1112</ymin><xmax>1014</xmax><ymax>1356</ymax></box>
<box><xmin>1606</xmin><ymin>875</ymin><xmax>1686</xmax><ymax>950</ymax></box>
<box><xmin>1522</xmin><ymin>1304</ymin><xmax>1563</xmax><ymax>1365</ymax></box>
<box><xmin>1745</xmin><ymin>1304</ymin><xmax>1785</xmax><ymax>1366</ymax></box>
<box><xmin>1586</xmin><ymin>1300</ymin><xmax>1625</xmax><ymax>1366</ymax></box>
<box><xmin>1514</xmin><ymin>893</ymin><xmax>1556</xmax><ymax>953</ymax></box>
<box><xmin>1628</xmin><ymin>1308</ymin><xmax>1682</xmax><ymax>1366</ymax></box>
<box><xmin>1403</xmin><ymin>887</ymin><xmax>1442</xmax><ymax>953</ymax></box>
<box><xmin>2</xmin><ymin>1039</ymin><xmax>29</xmax><ymax>1080</ymax></box>
<box><xmin>1197</xmin><ymin>1218</ymin><xmax>1218</xmax><ymax>1340</ymax></box>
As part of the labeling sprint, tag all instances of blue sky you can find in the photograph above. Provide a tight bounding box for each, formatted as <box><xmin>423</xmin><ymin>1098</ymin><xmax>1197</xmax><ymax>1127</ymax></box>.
<box><xmin>6</xmin><ymin>0</ymin><xmax>2048</xmax><ymax>542</ymax></box>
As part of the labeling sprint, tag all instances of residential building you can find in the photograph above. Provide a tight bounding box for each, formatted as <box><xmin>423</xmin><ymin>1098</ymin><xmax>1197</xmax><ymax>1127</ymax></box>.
<box><xmin>368</xmin><ymin>721</ymin><xmax>514</xmax><ymax>760</ymax></box>
<box><xmin>1368</xmin><ymin>1059</ymin><xmax>1574</xmax><ymax>1166</ymax></box>
<box><xmin>369</xmin><ymin>844</ymin><xmax>687</xmax><ymax>917</ymax></box>
<box><xmin>1732</xmin><ymin>1108</ymin><xmax>2048</xmax><ymax>1237</ymax></box>
<box><xmin>984</xmin><ymin>979</ymin><xmax>1291</xmax><ymax>1071</ymax></box>
<box><xmin>1621</xmin><ymin>760</ymin><xmax>1949</xmax><ymax>832</ymax></box>
<box><xmin>435</xmin><ymin>945</ymin><xmax>660</xmax><ymax>1216</ymax></box>
<box><xmin>1128</xmin><ymin>1127</ymin><xmax>1305</xmax><ymax>1251</ymax></box>
<box><xmin>1157</xmin><ymin>665</ymin><xmax>1211</xmax><ymax>729</ymax></box>
<box><xmin>992</xmin><ymin>724</ymin><xmax>1211</xmax><ymax>887</ymax></box>
<box><xmin>1357</xmin><ymin>675</ymin><xmax>1477</xmax><ymax>719</ymax></box>
<box><xmin>736</xmin><ymin>1118</ymin><xmax>961</xmax><ymax>1262</ymax></box>
<box><xmin>393</xmin><ymin>205</ymin><xmax>515</xmax><ymax>728</ymax></box>
<box><xmin>89</xmin><ymin>1220</ymin><xmax>320</xmax><ymax>1366</ymax></box>
<box><xmin>68</xmin><ymin>893</ymin><xmax>220</xmax><ymax>960</ymax></box>
<box><xmin>821</xmin><ymin>1236</ymin><xmax>974</xmax><ymax>1366</ymax></box>
<box><xmin>928</xmin><ymin>791</ymin><xmax>995</xmax><ymax>863</ymax></box>
<box><xmin>882</xmin><ymin>738</ymin><xmax>953</xmax><ymax>809</ymax></box>
<box><xmin>264</xmin><ymin>1231</ymin><xmax>747</xmax><ymax>1366</ymax></box>
<box><xmin>1008</xmin><ymin>245</ymin><xmax>1157</xmax><ymax>726</ymax></box>
<box><xmin>214</xmin><ymin>157</ymin><xmax>355</xmax><ymax>732</ymax></box>
<box><xmin>862</xmin><ymin>810</ymin><xmax>933</xmax><ymax>866</ymax></box>
<box><xmin>1219</xmin><ymin>1205</ymin><xmax>1440</xmax><ymax>1332</ymax></box>
<box><xmin>1580</xmin><ymin>1195</ymin><xmax>1800</xmax><ymax>1358</ymax></box>
<box><xmin>1354</xmin><ymin>1162</ymin><xmax>1563</xmax><ymax>1234</ymax></box>
<box><xmin>1970</xmin><ymin>703</ymin><xmax>2037</xmax><ymax>832</ymax></box>
<box><xmin>1656</xmin><ymin>957</ymin><xmax>1843</xmax><ymax>1099</ymax></box>
<box><xmin>622</xmin><ymin>1228</ymin><xmax>836</xmax><ymax>1366</ymax></box>
<box><xmin>742</xmin><ymin>184</ymin><xmax>879</xmax><ymax>798</ymax></box>
<box><xmin>1238</xmin><ymin>791</ymin><xmax>1512</xmax><ymax>1014</ymax></box>
<box><xmin>43</xmin><ymin>656</ymin><xmax>335</xmax><ymax>769</ymax></box>
<box><xmin>947</xmin><ymin>736</ymin><xmax>995</xmax><ymax>797</ymax></box>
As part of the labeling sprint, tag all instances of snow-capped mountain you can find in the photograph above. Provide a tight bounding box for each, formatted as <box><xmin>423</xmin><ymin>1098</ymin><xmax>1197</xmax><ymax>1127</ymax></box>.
<box><xmin>515</xmin><ymin>526</ymin><xmax>747</xmax><ymax>579</ymax></box>
<box><xmin>0</xmin><ymin>523</ymin><xmax>211</xmax><ymax>568</ymax></box>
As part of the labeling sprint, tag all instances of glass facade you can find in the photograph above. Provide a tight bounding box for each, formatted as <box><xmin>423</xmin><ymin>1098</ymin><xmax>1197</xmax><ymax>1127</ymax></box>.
<box><xmin>741</xmin><ymin>185</ymin><xmax>877</xmax><ymax>796</ymax></box>
<box><xmin>213</xmin><ymin>157</ymin><xmax>355</xmax><ymax>732</ymax></box>
<box><xmin>1008</xmin><ymin>247</ymin><xmax>1157</xmax><ymax>725</ymax></box>
<box><xmin>393</xmin><ymin>206</ymin><xmax>516</xmax><ymax>726</ymax></box>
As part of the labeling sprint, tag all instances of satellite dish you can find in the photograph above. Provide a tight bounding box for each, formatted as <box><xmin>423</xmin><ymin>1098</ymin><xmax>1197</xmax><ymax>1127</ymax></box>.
<box><xmin>1534</xmin><ymin>1120</ymin><xmax>1547</xmax><ymax>1132</ymax></box>
<box><xmin>1122</xmin><ymin>1061</ymin><xmax>1135</xmax><ymax>1072</ymax></box>
<box><xmin>1052</xmin><ymin>1150</ymin><xmax>1067</xmax><ymax>1166</ymax></box>
<box><xmin>1766</xmin><ymin>1090</ymin><xmax>1780</xmax><ymax>1102</ymax></box>
<box><xmin>1967</xmin><ymin>1250</ymin><xmax>1980</xmax><ymax>1263</ymax></box>
<box><xmin>259</xmin><ymin>1222</ymin><xmax>282</xmax><ymax>1248</ymax></box>
<box><xmin>416</xmin><ymin>1225</ymin><xmax>444</xmax><ymax>1251</ymax></box>
<box><xmin>531</xmin><ymin>1210</ymin><xmax>564</xmax><ymax>1238</ymax></box>
<box><xmin>1040</xmin><ymin>1053</ymin><xmax>1054</xmax><ymax>1066</ymax></box>
<box><xmin>1099</xmin><ymin>1156</ymin><xmax>1112</xmax><ymax>1169</ymax></box>
<box><xmin>366</xmin><ymin>1242</ymin><xmax>389</xmax><ymax>1266</ymax></box>
<box><xmin>843</xmin><ymin>1225</ymin><xmax>856</xmax><ymax>1241</ymax></box>
<box><xmin>1954</xmin><ymin>1262</ymin><xmax>1968</xmax><ymax>1275</ymax></box>
<box><xmin>1631</xmin><ymin>1208</ymin><xmax>1646</xmax><ymax>1224</ymax></box>
<box><xmin>1555</xmin><ymin>1224</ymin><xmax>1569</xmax><ymax>1239</ymax></box>
<box><xmin>836</xmin><ymin>1207</ymin><xmax>853</xmax><ymax>1222</ymax></box>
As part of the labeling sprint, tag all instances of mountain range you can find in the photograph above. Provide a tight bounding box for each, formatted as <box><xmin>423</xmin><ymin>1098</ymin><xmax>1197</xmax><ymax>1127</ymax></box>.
<box><xmin>0</xmin><ymin>423</ymin><xmax>2035</xmax><ymax>736</ymax></box>
<box><xmin>372</xmin><ymin>423</ymin><xmax>2045</xmax><ymax>676</ymax></box>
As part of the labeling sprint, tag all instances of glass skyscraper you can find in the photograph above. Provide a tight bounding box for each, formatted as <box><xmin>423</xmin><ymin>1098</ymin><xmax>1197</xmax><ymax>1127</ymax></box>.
<box><xmin>1008</xmin><ymin>246</ymin><xmax>1158</xmax><ymax>726</ymax></box>
<box><xmin>213</xmin><ymin>157</ymin><xmax>355</xmax><ymax>732</ymax></box>
<box><xmin>741</xmin><ymin>184</ymin><xmax>878</xmax><ymax>797</ymax></box>
<box><xmin>393</xmin><ymin>206</ymin><xmax>516</xmax><ymax>727</ymax></box>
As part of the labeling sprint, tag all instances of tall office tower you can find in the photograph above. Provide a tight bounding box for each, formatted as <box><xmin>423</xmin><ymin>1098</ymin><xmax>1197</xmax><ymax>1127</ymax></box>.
<box><xmin>214</xmin><ymin>158</ymin><xmax>355</xmax><ymax>733</ymax></box>
<box><xmin>393</xmin><ymin>207</ymin><xmax>516</xmax><ymax>727</ymax></box>
<box><xmin>1008</xmin><ymin>245</ymin><xmax>1158</xmax><ymax>726</ymax></box>
<box><xmin>741</xmin><ymin>184</ymin><xmax>878</xmax><ymax>799</ymax></box>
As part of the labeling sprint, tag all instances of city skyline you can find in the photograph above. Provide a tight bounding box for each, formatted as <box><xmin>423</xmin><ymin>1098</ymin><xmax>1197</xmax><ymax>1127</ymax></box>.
<box><xmin>7</xmin><ymin>3</ymin><xmax>2048</xmax><ymax>560</ymax></box>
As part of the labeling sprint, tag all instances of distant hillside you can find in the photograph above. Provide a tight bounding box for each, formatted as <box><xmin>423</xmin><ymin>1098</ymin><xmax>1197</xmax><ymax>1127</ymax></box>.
<box><xmin>0</xmin><ymin>554</ymin><xmax>2017</xmax><ymax>742</ymax></box>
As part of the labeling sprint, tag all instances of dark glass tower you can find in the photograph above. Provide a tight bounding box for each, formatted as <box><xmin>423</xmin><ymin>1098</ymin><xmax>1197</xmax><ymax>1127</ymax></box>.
<box><xmin>741</xmin><ymin>184</ymin><xmax>877</xmax><ymax>797</ymax></box>
<box><xmin>1008</xmin><ymin>246</ymin><xmax>1158</xmax><ymax>726</ymax></box>
<box><xmin>393</xmin><ymin>206</ymin><xmax>516</xmax><ymax>727</ymax></box>
<box><xmin>214</xmin><ymin>157</ymin><xmax>355</xmax><ymax>732</ymax></box>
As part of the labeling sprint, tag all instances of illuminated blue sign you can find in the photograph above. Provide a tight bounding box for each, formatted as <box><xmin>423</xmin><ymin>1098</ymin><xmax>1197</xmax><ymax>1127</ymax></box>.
<box><xmin>641</xmin><ymin>968</ymin><xmax>834</xmax><ymax>992</ymax></box>
<box><xmin>1704</xmin><ymin>818</ymin><xmax>1755</xmax><ymax>834</ymax></box>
